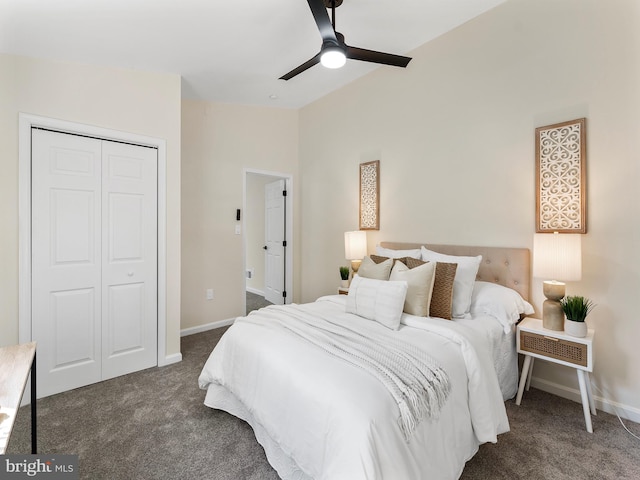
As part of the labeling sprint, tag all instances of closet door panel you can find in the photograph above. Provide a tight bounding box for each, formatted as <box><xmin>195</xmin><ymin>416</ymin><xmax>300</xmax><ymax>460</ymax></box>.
<box><xmin>101</xmin><ymin>140</ymin><xmax>158</xmax><ymax>380</ymax></box>
<box><xmin>31</xmin><ymin>129</ymin><xmax>102</xmax><ymax>397</ymax></box>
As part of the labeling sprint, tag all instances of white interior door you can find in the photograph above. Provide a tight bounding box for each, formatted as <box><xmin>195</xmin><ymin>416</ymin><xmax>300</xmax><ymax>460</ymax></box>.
<box><xmin>32</xmin><ymin>130</ymin><xmax>103</xmax><ymax>396</ymax></box>
<box><xmin>264</xmin><ymin>179</ymin><xmax>285</xmax><ymax>305</ymax></box>
<box><xmin>101</xmin><ymin>140</ymin><xmax>157</xmax><ymax>380</ymax></box>
<box><xmin>31</xmin><ymin>129</ymin><xmax>158</xmax><ymax>397</ymax></box>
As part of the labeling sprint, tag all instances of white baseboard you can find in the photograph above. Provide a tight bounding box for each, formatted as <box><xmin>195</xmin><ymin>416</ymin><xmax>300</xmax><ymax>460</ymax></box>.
<box><xmin>246</xmin><ymin>287</ymin><xmax>264</xmax><ymax>296</ymax></box>
<box><xmin>159</xmin><ymin>352</ymin><xmax>182</xmax><ymax>367</ymax></box>
<box><xmin>530</xmin><ymin>377</ymin><xmax>640</xmax><ymax>424</ymax></box>
<box><xmin>180</xmin><ymin>318</ymin><xmax>235</xmax><ymax>337</ymax></box>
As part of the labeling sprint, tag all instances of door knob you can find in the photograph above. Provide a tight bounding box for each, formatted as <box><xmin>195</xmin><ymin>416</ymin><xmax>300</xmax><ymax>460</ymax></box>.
<box><xmin>263</xmin><ymin>246</ymin><xmax>268</xmax><ymax>250</ymax></box>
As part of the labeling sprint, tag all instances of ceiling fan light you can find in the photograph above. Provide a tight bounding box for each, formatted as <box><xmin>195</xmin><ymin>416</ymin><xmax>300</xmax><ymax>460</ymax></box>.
<box><xmin>320</xmin><ymin>46</ymin><xmax>346</xmax><ymax>69</ymax></box>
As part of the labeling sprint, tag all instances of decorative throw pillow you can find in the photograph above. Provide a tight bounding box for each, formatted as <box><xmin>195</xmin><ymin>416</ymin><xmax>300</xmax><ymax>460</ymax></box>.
<box><xmin>470</xmin><ymin>281</ymin><xmax>535</xmax><ymax>333</ymax></box>
<box><xmin>375</xmin><ymin>245</ymin><xmax>422</xmax><ymax>259</ymax></box>
<box><xmin>403</xmin><ymin>257</ymin><xmax>426</xmax><ymax>269</ymax></box>
<box><xmin>429</xmin><ymin>262</ymin><xmax>457</xmax><ymax>320</ymax></box>
<box><xmin>389</xmin><ymin>260</ymin><xmax>436</xmax><ymax>317</ymax></box>
<box><xmin>370</xmin><ymin>254</ymin><xmax>407</xmax><ymax>267</ymax></box>
<box><xmin>370</xmin><ymin>254</ymin><xmax>389</xmax><ymax>264</ymax></box>
<box><xmin>358</xmin><ymin>255</ymin><xmax>393</xmax><ymax>280</ymax></box>
<box><xmin>421</xmin><ymin>247</ymin><xmax>482</xmax><ymax>318</ymax></box>
<box><xmin>400</xmin><ymin>256</ymin><xmax>456</xmax><ymax>320</ymax></box>
<box><xmin>346</xmin><ymin>275</ymin><xmax>408</xmax><ymax>330</ymax></box>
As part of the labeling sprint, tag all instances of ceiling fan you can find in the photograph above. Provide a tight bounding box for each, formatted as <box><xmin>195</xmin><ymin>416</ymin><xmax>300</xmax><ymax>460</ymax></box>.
<box><xmin>280</xmin><ymin>0</ymin><xmax>412</xmax><ymax>81</ymax></box>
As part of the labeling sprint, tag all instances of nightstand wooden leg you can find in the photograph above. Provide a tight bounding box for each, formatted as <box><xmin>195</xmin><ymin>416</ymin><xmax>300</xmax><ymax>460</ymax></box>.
<box><xmin>585</xmin><ymin>372</ymin><xmax>596</xmax><ymax>415</ymax></box>
<box><xmin>516</xmin><ymin>355</ymin><xmax>532</xmax><ymax>406</ymax></box>
<box><xmin>577</xmin><ymin>370</ymin><xmax>593</xmax><ymax>433</ymax></box>
<box><xmin>525</xmin><ymin>357</ymin><xmax>534</xmax><ymax>391</ymax></box>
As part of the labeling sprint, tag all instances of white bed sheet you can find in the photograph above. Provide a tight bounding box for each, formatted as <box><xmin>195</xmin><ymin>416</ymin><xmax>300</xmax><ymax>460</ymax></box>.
<box><xmin>453</xmin><ymin>315</ymin><xmax>518</xmax><ymax>401</ymax></box>
<box><xmin>199</xmin><ymin>295</ymin><xmax>510</xmax><ymax>480</ymax></box>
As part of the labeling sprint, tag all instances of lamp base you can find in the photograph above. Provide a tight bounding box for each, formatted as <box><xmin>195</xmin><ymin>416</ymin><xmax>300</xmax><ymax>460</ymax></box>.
<box><xmin>542</xmin><ymin>299</ymin><xmax>565</xmax><ymax>331</ymax></box>
<box><xmin>351</xmin><ymin>259</ymin><xmax>362</xmax><ymax>274</ymax></box>
<box><xmin>542</xmin><ymin>280</ymin><xmax>566</xmax><ymax>331</ymax></box>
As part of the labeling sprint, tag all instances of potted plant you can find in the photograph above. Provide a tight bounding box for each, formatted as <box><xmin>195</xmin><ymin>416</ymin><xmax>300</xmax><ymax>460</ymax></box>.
<box><xmin>561</xmin><ymin>295</ymin><xmax>595</xmax><ymax>337</ymax></box>
<box><xmin>339</xmin><ymin>266</ymin><xmax>350</xmax><ymax>288</ymax></box>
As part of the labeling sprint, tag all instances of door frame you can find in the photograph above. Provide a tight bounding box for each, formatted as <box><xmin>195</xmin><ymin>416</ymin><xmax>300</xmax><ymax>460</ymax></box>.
<box><xmin>18</xmin><ymin>113</ymin><xmax>169</xmax><ymax>368</ymax></box>
<box><xmin>242</xmin><ymin>168</ymin><xmax>293</xmax><ymax>312</ymax></box>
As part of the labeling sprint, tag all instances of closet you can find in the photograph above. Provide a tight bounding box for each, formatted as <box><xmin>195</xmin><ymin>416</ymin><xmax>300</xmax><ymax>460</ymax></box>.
<box><xmin>31</xmin><ymin>129</ymin><xmax>158</xmax><ymax>397</ymax></box>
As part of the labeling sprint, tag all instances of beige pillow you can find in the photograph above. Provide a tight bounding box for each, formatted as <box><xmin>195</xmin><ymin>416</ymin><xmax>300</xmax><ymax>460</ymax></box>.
<box><xmin>389</xmin><ymin>260</ymin><xmax>436</xmax><ymax>317</ymax></box>
<box><xmin>429</xmin><ymin>262</ymin><xmax>458</xmax><ymax>320</ymax></box>
<box><xmin>358</xmin><ymin>255</ymin><xmax>393</xmax><ymax>280</ymax></box>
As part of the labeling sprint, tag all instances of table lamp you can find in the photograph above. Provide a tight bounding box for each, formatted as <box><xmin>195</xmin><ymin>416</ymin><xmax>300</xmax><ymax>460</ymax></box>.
<box><xmin>533</xmin><ymin>232</ymin><xmax>582</xmax><ymax>330</ymax></box>
<box><xmin>344</xmin><ymin>231</ymin><xmax>367</xmax><ymax>274</ymax></box>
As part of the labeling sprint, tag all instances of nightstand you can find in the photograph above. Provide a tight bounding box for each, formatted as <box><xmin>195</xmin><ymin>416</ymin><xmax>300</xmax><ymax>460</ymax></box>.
<box><xmin>516</xmin><ymin>317</ymin><xmax>596</xmax><ymax>433</ymax></box>
<box><xmin>338</xmin><ymin>287</ymin><xmax>349</xmax><ymax>295</ymax></box>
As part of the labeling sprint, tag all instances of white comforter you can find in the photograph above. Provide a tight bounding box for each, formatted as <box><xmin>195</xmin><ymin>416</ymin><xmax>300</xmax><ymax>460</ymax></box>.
<box><xmin>199</xmin><ymin>295</ymin><xmax>509</xmax><ymax>480</ymax></box>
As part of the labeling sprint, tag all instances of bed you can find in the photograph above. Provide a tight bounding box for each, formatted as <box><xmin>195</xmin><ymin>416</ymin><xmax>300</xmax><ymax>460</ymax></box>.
<box><xmin>199</xmin><ymin>242</ymin><xmax>532</xmax><ymax>480</ymax></box>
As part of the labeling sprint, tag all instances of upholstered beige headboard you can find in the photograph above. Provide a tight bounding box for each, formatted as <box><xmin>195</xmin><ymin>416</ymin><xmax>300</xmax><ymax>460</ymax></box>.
<box><xmin>380</xmin><ymin>242</ymin><xmax>531</xmax><ymax>302</ymax></box>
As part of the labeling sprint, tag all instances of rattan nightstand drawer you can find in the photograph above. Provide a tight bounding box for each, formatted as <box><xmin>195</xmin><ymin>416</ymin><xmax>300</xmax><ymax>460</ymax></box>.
<box><xmin>519</xmin><ymin>330</ymin><xmax>588</xmax><ymax>367</ymax></box>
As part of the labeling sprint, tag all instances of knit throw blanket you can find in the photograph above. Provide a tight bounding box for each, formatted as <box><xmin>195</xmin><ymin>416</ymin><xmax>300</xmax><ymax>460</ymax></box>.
<box><xmin>240</xmin><ymin>304</ymin><xmax>451</xmax><ymax>441</ymax></box>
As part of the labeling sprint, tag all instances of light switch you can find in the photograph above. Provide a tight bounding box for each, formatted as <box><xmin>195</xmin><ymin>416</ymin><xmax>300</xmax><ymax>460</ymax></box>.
<box><xmin>235</xmin><ymin>225</ymin><xmax>241</xmax><ymax>235</ymax></box>
<box><xmin>206</xmin><ymin>289</ymin><xmax>214</xmax><ymax>300</ymax></box>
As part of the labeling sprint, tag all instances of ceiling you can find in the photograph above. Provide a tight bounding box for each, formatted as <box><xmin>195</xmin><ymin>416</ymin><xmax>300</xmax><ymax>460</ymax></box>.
<box><xmin>0</xmin><ymin>0</ymin><xmax>505</xmax><ymax>109</ymax></box>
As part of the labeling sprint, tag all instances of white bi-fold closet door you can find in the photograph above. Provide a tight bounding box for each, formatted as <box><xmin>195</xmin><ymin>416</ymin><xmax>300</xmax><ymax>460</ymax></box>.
<box><xmin>31</xmin><ymin>129</ymin><xmax>158</xmax><ymax>398</ymax></box>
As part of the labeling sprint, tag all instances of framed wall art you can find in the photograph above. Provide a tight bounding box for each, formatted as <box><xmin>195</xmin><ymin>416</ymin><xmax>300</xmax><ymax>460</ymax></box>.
<box><xmin>535</xmin><ymin>118</ymin><xmax>587</xmax><ymax>233</ymax></box>
<box><xmin>359</xmin><ymin>160</ymin><xmax>379</xmax><ymax>230</ymax></box>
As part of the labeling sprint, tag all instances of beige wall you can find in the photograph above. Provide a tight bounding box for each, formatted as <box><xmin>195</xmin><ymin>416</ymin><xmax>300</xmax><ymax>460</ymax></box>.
<box><xmin>181</xmin><ymin>100</ymin><xmax>298</xmax><ymax>330</ymax></box>
<box><xmin>0</xmin><ymin>54</ymin><xmax>182</xmax><ymax>359</ymax></box>
<box><xmin>299</xmin><ymin>0</ymin><xmax>640</xmax><ymax>417</ymax></box>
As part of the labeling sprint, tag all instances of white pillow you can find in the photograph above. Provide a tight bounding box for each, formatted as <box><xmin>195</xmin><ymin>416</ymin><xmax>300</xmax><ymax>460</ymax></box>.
<box><xmin>358</xmin><ymin>255</ymin><xmax>393</xmax><ymax>280</ymax></box>
<box><xmin>346</xmin><ymin>275</ymin><xmax>408</xmax><ymax>330</ymax></box>
<box><xmin>420</xmin><ymin>246</ymin><xmax>482</xmax><ymax>318</ymax></box>
<box><xmin>375</xmin><ymin>245</ymin><xmax>422</xmax><ymax>259</ymax></box>
<box><xmin>389</xmin><ymin>261</ymin><xmax>436</xmax><ymax>317</ymax></box>
<box><xmin>471</xmin><ymin>281</ymin><xmax>535</xmax><ymax>333</ymax></box>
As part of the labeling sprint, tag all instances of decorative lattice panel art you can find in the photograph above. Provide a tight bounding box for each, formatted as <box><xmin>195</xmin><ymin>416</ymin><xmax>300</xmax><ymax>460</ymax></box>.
<box><xmin>359</xmin><ymin>160</ymin><xmax>379</xmax><ymax>230</ymax></box>
<box><xmin>536</xmin><ymin>118</ymin><xmax>587</xmax><ymax>233</ymax></box>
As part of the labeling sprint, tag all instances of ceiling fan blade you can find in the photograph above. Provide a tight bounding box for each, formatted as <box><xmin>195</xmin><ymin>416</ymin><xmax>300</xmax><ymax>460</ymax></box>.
<box><xmin>279</xmin><ymin>53</ymin><xmax>322</xmax><ymax>81</ymax></box>
<box><xmin>346</xmin><ymin>45</ymin><xmax>412</xmax><ymax>68</ymax></box>
<box><xmin>306</xmin><ymin>0</ymin><xmax>339</xmax><ymax>44</ymax></box>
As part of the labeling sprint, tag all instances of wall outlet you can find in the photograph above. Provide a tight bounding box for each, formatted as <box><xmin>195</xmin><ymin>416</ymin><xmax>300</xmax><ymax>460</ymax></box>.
<box><xmin>206</xmin><ymin>288</ymin><xmax>214</xmax><ymax>300</ymax></box>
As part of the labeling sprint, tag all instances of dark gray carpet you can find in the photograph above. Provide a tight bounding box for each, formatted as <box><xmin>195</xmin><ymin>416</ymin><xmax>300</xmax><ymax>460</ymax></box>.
<box><xmin>8</xmin><ymin>328</ymin><xmax>640</xmax><ymax>480</ymax></box>
<box><xmin>246</xmin><ymin>291</ymin><xmax>272</xmax><ymax>315</ymax></box>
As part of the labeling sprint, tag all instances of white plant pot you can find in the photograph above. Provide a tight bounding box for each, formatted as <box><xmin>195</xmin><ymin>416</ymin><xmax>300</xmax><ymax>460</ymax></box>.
<box><xmin>340</xmin><ymin>279</ymin><xmax>349</xmax><ymax>288</ymax></box>
<box><xmin>564</xmin><ymin>318</ymin><xmax>588</xmax><ymax>338</ymax></box>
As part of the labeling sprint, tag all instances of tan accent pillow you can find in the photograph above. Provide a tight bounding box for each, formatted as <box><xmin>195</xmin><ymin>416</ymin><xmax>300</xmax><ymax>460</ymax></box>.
<box><xmin>429</xmin><ymin>262</ymin><xmax>458</xmax><ymax>320</ymax></box>
<box><xmin>403</xmin><ymin>257</ymin><xmax>426</xmax><ymax>269</ymax></box>
<box><xmin>358</xmin><ymin>256</ymin><xmax>393</xmax><ymax>280</ymax></box>
<box><xmin>370</xmin><ymin>254</ymin><xmax>389</xmax><ymax>264</ymax></box>
<box><xmin>389</xmin><ymin>261</ymin><xmax>436</xmax><ymax>317</ymax></box>
<box><xmin>370</xmin><ymin>254</ymin><xmax>408</xmax><ymax>266</ymax></box>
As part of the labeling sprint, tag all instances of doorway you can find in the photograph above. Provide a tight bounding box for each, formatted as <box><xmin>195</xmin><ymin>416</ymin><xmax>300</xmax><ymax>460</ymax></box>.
<box><xmin>243</xmin><ymin>169</ymin><xmax>293</xmax><ymax>315</ymax></box>
<box><xmin>19</xmin><ymin>114</ymin><xmax>169</xmax><ymax>399</ymax></box>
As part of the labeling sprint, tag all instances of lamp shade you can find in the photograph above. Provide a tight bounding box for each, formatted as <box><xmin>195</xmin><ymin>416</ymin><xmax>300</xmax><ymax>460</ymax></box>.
<box><xmin>533</xmin><ymin>233</ymin><xmax>582</xmax><ymax>281</ymax></box>
<box><xmin>344</xmin><ymin>231</ymin><xmax>367</xmax><ymax>260</ymax></box>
